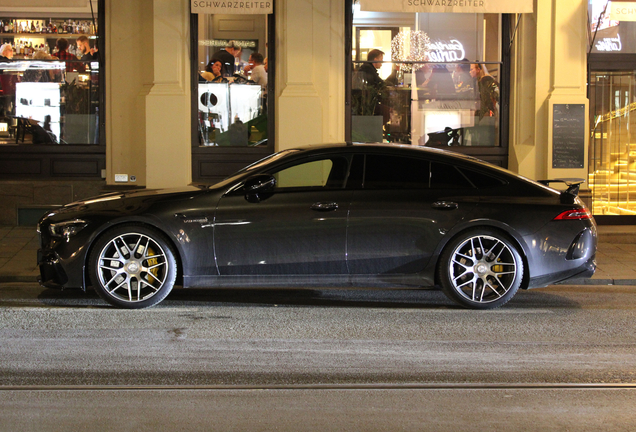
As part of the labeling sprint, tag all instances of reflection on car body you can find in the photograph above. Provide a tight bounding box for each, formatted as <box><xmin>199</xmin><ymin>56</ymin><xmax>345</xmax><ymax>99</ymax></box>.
<box><xmin>37</xmin><ymin>143</ymin><xmax>596</xmax><ymax>309</ymax></box>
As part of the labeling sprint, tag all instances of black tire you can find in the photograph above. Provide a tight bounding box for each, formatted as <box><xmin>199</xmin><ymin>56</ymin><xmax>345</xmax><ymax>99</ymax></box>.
<box><xmin>88</xmin><ymin>224</ymin><xmax>178</xmax><ymax>309</ymax></box>
<box><xmin>438</xmin><ymin>228</ymin><xmax>524</xmax><ymax>309</ymax></box>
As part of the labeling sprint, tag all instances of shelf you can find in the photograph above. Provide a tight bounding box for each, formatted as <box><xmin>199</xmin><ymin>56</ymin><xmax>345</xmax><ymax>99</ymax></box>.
<box><xmin>0</xmin><ymin>33</ymin><xmax>94</xmax><ymax>38</ymax></box>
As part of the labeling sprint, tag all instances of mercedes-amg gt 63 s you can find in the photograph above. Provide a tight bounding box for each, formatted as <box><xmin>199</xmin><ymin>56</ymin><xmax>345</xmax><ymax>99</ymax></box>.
<box><xmin>37</xmin><ymin>144</ymin><xmax>596</xmax><ymax>309</ymax></box>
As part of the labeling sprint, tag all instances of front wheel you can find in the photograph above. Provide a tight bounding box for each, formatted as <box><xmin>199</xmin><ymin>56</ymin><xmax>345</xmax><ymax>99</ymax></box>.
<box><xmin>88</xmin><ymin>225</ymin><xmax>178</xmax><ymax>309</ymax></box>
<box><xmin>438</xmin><ymin>229</ymin><xmax>524</xmax><ymax>309</ymax></box>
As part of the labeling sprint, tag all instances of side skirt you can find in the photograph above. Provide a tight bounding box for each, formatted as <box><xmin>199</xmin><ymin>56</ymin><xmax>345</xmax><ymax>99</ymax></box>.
<box><xmin>183</xmin><ymin>274</ymin><xmax>435</xmax><ymax>289</ymax></box>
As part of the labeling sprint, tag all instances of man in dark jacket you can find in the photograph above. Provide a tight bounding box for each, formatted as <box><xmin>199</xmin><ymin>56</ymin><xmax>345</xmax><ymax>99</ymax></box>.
<box><xmin>76</xmin><ymin>35</ymin><xmax>98</xmax><ymax>62</ymax></box>
<box><xmin>213</xmin><ymin>40</ymin><xmax>240</xmax><ymax>77</ymax></box>
<box><xmin>358</xmin><ymin>49</ymin><xmax>384</xmax><ymax>87</ymax></box>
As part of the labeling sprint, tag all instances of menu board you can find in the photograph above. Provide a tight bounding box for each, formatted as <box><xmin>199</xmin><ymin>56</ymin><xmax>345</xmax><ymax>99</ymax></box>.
<box><xmin>552</xmin><ymin>104</ymin><xmax>585</xmax><ymax>169</ymax></box>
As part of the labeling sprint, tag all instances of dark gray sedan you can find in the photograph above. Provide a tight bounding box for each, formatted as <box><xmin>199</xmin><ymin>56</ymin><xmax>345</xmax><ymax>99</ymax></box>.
<box><xmin>37</xmin><ymin>144</ymin><xmax>596</xmax><ymax>309</ymax></box>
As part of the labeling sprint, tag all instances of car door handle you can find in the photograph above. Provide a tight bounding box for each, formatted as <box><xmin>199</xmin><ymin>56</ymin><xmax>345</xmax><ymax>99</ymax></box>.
<box><xmin>311</xmin><ymin>202</ymin><xmax>339</xmax><ymax>212</ymax></box>
<box><xmin>432</xmin><ymin>201</ymin><xmax>458</xmax><ymax>210</ymax></box>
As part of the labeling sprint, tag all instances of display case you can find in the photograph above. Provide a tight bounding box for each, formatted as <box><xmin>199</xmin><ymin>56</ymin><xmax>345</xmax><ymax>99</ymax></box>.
<box><xmin>197</xmin><ymin>82</ymin><xmax>264</xmax><ymax>146</ymax></box>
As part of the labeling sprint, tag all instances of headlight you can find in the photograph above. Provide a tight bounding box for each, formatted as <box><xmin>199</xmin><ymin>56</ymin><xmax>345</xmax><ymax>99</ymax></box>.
<box><xmin>49</xmin><ymin>220</ymin><xmax>88</xmax><ymax>241</ymax></box>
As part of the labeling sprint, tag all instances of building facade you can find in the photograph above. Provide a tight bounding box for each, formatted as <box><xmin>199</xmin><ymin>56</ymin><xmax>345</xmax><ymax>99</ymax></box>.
<box><xmin>0</xmin><ymin>0</ymin><xmax>626</xmax><ymax>224</ymax></box>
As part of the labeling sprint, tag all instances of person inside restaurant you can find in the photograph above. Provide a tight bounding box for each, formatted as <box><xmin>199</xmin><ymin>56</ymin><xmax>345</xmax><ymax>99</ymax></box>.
<box><xmin>0</xmin><ymin>43</ymin><xmax>13</xmax><ymax>61</ymax></box>
<box><xmin>244</xmin><ymin>52</ymin><xmax>267</xmax><ymax>91</ymax></box>
<box><xmin>200</xmin><ymin>58</ymin><xmax>228</xmax><ymax>83</ymax></box>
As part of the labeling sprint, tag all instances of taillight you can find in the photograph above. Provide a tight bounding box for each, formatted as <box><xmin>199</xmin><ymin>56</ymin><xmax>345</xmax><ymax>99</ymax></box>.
<box><xmin>553</xmin><ymin>209</ymin><xmax>592</xmax><ymax>220</ymax></box>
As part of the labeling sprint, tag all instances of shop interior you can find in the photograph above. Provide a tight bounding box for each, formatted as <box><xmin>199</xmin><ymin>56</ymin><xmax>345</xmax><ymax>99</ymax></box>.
<box><xmin>351</xmin><ymin>7</ymin><xmax>502</xmax><ymax>148</ymax></box>
<box><xmin>0</xmin><ymin>16</ymin><xmax>99</xmax><ymax>146</ymax></box>
<box><xmin>195</xmin><ymin>13</ymin><xmax>269</xmax><ymax>147</ymax></box>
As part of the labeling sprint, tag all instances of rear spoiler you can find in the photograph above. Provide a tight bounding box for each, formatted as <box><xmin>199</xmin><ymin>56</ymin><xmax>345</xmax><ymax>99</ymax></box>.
<box><xmin>537</xmin><ymin>178</ymin><xmax>584</xmax><ymax>197</ymax></box>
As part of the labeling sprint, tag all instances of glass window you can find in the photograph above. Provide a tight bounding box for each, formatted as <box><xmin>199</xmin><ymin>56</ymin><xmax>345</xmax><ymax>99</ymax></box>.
<box><xmin>350</xmin><ymin>4</ymin><xmax>502</xmax><ymax>148</ymax></box>
<box><xmin>364</xmin><ymin>154</ymin><xmax>430</xmax><ymax>189</ymax></box>
<box><xmin>430</xmin><ymin>162</ymin><xmax>472</xmax><ymax>189</ymax></box>
<box><xmin>459</xmin><ymin>167</ymin><xmax>506</xmax><ymax>188</ymax></box>
<box><xmin>272</xmin><ymin>157</ymin><xmax>349</xmax><ymax>189</ymax></box>
<box><xmin>0</xmin><ymin>17</ymin><xmax>101</xmax><ymax>145</ymax></box>
<box><xmin>588</xmin><ymin>0</ymin><xmax>636</xmax><ymax>54</ymax></box>
<box><xmin>195</xmin><ymin>14</ymin><xmax>269</xmax><ymax>147</ymax></box>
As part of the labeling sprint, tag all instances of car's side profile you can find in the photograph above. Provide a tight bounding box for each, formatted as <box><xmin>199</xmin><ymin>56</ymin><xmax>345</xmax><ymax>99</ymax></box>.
<box><xmin>37</xmin><ymin>144</ymin><xmax>597</xmax><ymax>309</ymax></box>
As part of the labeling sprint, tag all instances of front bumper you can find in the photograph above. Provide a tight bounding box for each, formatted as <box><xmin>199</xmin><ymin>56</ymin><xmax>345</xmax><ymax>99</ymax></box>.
<box><xmin>37</xmin><ymin>249</ymin><xmax>68</xmax><ymax>289</ymax></box>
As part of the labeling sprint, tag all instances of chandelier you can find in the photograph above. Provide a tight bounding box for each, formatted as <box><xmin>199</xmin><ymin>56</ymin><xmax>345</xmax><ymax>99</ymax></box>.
<box><xmin>391</xmin><ymin>30</ymin><xmax>430</xmax><ymax>72</ymax></box>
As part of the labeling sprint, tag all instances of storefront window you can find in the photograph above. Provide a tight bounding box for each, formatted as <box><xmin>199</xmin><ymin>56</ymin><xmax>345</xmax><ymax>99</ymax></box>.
<box><xmin>349</xmin><ymin>3</ymin><xmax>503</xmax><ymax>147</ymax></box>
<box><xmin>588</xmin><ymin>1</ymin><xmax>636</xmax><ymax>218</ymax></box>
<box><xmin>191</xmin><ymin>4</ymin><xmax>274</xmax><ymax>183</ymax></box>
<box><xmin>194</xmin><ymin>14</ymin><xmax>270</xmax><ymax>148</ymax></box>
<box><xmin>0</xmin><ymin>17</ymin><xmax>101</xmax><ymax>145</ymax></box>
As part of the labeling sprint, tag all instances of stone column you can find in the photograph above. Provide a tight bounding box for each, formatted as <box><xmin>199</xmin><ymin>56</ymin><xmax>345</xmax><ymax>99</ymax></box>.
<box><xmin>144</xmin><ymin>0</ymin><xmax>192</xmax><ymax>188</ymax></box>
<box><xmin>275</xmin><ymin>0</ymin><xmax>345</xmax><ymax>150</ymax></box>
<box><xmin>509</xmin><ymin>0</ymin><xmax>589</xmax><ymax>183</ymax></box>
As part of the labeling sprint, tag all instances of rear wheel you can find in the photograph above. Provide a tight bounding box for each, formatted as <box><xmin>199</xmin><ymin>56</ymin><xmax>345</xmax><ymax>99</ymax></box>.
<box><xmin>89</xmin><ymin>225</ymin><xmax>177</xmax><ymax>309</ymax></box>
<box><xmin>438</xmin><ymin>229</ymin><xmax>524</xmax><ymax>309</ymax></box>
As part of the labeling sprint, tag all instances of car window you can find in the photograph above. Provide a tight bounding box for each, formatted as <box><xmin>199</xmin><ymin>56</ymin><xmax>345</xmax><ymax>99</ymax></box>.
<box><xmin>364</xmin><ymin>154</ymin><xmax>430</xmax><ymax>189</ymax></box>
<box><xmin>430</xmin><ymin>162</ymin><xmax>473</xmax><ymax>189</ymax></box>
<box><xmin>272</xmin><ymin>157</ymin><xmax>349</xmax><ymax>189</ymax></box>
<box><xmin>347</xmin><ymin>154</ymin><xmax>364</xmax><ymax>189</ymax></box>
<box><xmin>459</xmin><ymin>167</ymin><xmax>507</xmax><ymax>188</ymax></box>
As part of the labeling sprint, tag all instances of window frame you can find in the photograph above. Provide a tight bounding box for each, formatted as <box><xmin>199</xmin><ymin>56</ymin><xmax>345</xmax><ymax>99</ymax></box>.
<box><xmin>266</xmin><ymin>155</ymin><xmax>352</xmax><ymax>193</ymax></box>
<box><xmin>190</xmin><ymin>8</ymin><xmax>276</xmax><ymax>184</ymax></box>
<box><xmin>344</xmin><ymin>3</ymin><xmax>512</xmax><ymax>168</ymax></box>
<box><xmin>0</xmin><ymin>0</ymin><xmax>106</xmax><ymax>180</ymax></box>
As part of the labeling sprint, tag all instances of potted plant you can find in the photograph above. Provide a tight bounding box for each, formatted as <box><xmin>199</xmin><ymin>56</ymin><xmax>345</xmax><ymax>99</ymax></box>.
<box><xmin>351</xmin><ymin>72</ymin><xmax>384</xmax><ymax>143</ymax></box>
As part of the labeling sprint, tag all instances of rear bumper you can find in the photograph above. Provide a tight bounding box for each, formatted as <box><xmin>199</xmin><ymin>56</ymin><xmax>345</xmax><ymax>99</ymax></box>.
<box><xmin>527</xmin><ymin>255</ymin><xmax>596</xmax><ymax>288</ymax></box>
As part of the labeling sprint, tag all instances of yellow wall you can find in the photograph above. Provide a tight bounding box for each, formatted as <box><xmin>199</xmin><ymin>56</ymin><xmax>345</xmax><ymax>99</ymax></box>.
<box><xmin>275</xmin><ymin>0</ymin><xmax>345</xmax><ymax>151</ymax></box>
<box><xmin>106</xmin><ymin>0</ymin><xmax>346</xmax><ymax>188</ymax></box>
<box><xmin>509</xmin><ymin>0</ymin><xmax>589</xmax><ymax>184</ymax></box>
<box><xmin>105</xmin><ymin>0</ymin><xmax>151</xmax><ymax>187</ymax></box>
<box><xmin>106</xmin><ymin>0</ymin><xmax>191</xmax><ymax>189</ymax></box>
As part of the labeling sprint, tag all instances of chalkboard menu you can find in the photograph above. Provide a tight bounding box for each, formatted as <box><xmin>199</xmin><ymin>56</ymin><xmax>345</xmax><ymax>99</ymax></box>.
<box><xmin>552</xmin><ymin>104</ymin><xmax>585</xmax><ymax>169</ymax></box>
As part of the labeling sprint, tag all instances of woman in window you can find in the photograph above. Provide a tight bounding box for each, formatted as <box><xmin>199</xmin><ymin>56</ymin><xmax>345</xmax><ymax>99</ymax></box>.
<box><xmin>200</xmin><ymin>58</ymin><xmax>228</xmax><ymax>83</ymax></box>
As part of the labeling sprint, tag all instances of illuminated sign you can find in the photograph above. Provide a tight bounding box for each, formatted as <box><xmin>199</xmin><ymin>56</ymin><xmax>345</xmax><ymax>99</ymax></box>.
<box><xmin>610</xmin><ymin>2</ymin><xmax>636</xmax><ymax>21</ymax></box>
<box><xmin>199</xmin><ymin>40</ymin><xmax>257</xmax><ymax>48</ymax></box>
<box><xmin>596</xmin><ymin>34</ymin><xmax>622</xmax><ymax>52</ymax></box>
<box><xmin>360</xmin><ymin>0</ymin><xmax>533</xmax><ymax>13</ymax></box>
<box><xmin>427</xmin><ymin>39</ymin><xmax>465</xmax><ymax>62</ymax></box>
<box><xmin>191</xmin><ymin>0</ymin><xmax>272</xmax><ymax>14</ymax></box>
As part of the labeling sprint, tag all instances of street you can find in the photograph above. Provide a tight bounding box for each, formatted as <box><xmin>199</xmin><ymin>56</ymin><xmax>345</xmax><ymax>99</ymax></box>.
<box><xmin>1</xmin><ymin>282</ymin><xmax>635</xmax><ymax>430</ymax></box>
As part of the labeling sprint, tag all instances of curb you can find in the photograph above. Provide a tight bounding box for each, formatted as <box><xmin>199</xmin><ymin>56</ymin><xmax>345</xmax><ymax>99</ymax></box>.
<box><xmin>559</xmin><ymin>278</ymin><xmax>636</xmax><ymax>286</ymax></box>
<box><xmin>0</xmin><ymin>276</ymin><xmax>39</xmax><ymax>283</ymax></box>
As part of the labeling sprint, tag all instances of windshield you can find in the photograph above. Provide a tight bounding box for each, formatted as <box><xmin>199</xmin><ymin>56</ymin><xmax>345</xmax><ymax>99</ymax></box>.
<box><xmin>210</xmin><ymin>149</ymin><xmax>301</xmax><ymax>189</ymax></box>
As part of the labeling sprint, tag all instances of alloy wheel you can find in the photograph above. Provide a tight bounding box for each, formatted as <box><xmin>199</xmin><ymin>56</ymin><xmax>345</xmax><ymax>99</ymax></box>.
<box><xmin>448</xmin><ymin>235</ymin><xmax>519</xmax><ymax>304</ymax></box>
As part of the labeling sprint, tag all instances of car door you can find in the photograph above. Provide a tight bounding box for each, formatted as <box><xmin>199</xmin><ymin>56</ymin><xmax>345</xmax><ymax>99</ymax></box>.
<box><xmin>347</xmin><ymin>153</ymin><xmax>478</xmax><ymax>275</ymax></box>
<box><xmin>214</xmin><ymin>154</ymin><xmax>353</xmax><ymax>275</ymax></box>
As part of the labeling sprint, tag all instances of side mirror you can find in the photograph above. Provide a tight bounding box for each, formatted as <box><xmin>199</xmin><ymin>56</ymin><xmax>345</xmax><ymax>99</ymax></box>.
<box><xmin>243</xmin><ymin>174</ymin><xmax>276</xmax><ymax>202</ymax></box>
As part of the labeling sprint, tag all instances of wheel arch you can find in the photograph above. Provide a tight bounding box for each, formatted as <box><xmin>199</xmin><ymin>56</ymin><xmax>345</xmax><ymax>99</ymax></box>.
<box><xmin>432</xmin><ymin>221</ymin><xmax>531</xmax><ymax>290</ymax></box>
<box><xmin>82</xmin><ymin>219</ymin><xmax>184</xmax><ymax>289</ymax></box>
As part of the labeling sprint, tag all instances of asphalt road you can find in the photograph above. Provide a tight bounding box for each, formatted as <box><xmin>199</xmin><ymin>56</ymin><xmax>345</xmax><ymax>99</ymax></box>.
<box><xmin>1</xmin><ymin>283</ymin><xmax>635</xmax><ymax>430</ymax></box>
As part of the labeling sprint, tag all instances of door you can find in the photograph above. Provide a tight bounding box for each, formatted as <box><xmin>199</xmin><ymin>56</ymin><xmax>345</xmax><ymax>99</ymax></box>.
<box><xmin>214</xmin><ymin>155</ymin><xmax>352</xmax><ymax>275</ymax></box>
<box><xmin>347</xmin><ymin>153</ymin><xmax>478</xmax><ymax>274</ymax></box>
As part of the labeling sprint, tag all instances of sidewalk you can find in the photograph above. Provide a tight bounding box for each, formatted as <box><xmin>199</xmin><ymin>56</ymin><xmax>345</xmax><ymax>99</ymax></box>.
<box><xmin>1</xmin><ymin>225</ymin><xmax>635</xmax><ymax>285</ymax></box>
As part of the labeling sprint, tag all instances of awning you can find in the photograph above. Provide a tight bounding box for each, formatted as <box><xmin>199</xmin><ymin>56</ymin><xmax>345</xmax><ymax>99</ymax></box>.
<box><xmin>359</xmin><ymin>0</ymin><xmax>533</xmax><ymax>14</ymax></box>
<box><xmin>191</xmin><ymin>0</ymin><xmax>272</xmax><ymax>15</ymax></box>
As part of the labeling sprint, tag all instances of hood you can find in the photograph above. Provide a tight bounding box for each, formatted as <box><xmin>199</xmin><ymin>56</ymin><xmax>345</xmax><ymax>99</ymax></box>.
<box><xmin>62</xmin><ymin>186</ymin><xmax>205</xmax><ymax>208</ymax></box>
